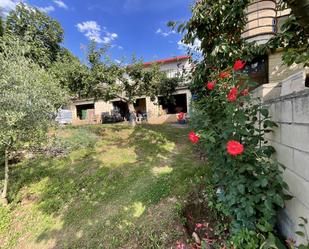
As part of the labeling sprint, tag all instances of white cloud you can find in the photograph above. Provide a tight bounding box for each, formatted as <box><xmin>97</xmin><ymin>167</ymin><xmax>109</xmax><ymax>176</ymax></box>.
<box><xmin>0</xmin><ymin>0</ymin><xmax>20</xmax><ymax>15</ymax></box>
<box><xmin>0</xmin><ymin>1</ymin><xmax>60</xmax><ymax>16</ymax></box>
<box><xmin>76</xmin><ymin>21</ymin><xmax>103</xmax><ymax>43</ymax></box>
<box><xmin>0</xmin><ymin>0</ymin><xmax>17</xmax><ymax>10</ymax></box>
<box><xmin>118</xmin><ymin>45</ymin><xmax>123</xmax><ymax>50</ymax></box>
<box><xmin>177</xmin><ymin>39</ymin><xmax>201</xmax><ymax>52</ymax></box>
<box><xmin>53</xmin><ymin>0</ymin><xmax>68</xmax><ymax>10</ymax></box>
<box><xmin>76</xmin><ymin>21</ymin><xmax>118</xmax><ymax>44</ymax></box>
<box><xmin>115</xmin><ymin>59</ymin><xmax>121</xmax><ymax>64</ymax></box>
<box><xmin>156</xmin><ymin>28</ymin><xmax>176</xmax><ymax>37</ymax></box>
<box><xmin>38</xmin><ymin>5</ymin><xmax>55</xmax><ymax>13</ymax></box>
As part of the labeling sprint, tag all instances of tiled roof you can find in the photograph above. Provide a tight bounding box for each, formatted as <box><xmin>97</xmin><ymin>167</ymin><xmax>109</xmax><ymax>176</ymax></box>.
<box><xmin>143</xmin><ymin>55</ymin><xmax>190</xmax><ymax>66</ymax></box>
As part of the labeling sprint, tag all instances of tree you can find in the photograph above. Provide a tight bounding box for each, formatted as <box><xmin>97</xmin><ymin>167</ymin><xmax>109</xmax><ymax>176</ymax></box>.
<box><xmin>50</xmin><ymin>48</ymin><xmax>90</xmax><ymax>98</ymax></box>
<box><xmin>268</xmin><ymin>0</ymin><xmax>309</xmax><ymax>67</ymax></box>
<box><xmin>85</xmin><ymin>42</ymin><xmax>124</xmax><ymax>99</ymax></box>
<box><xmin>0</xmin><ymin>16</ymin><xmax>3</xmax><ymax>37</ymax></box>
<box><xmin>171</xmin><ymin>1</ymin><xmax>253</xmax><ymax>70</ymax></box>
<box><xmin>0</xmin><ymin>39</ymin><xmax>67</xmax><ymax>205</ymax></box>
<box><xmin>171</xmin><ymin>0</ymin><xmax>308</xmax><ymax>94</ymax></box>
<box><xmin>285</xmin><ymin>0</ymin><xmax>309</xmax><ymax>34</ymax></box>
<box><xmin>5</xmin><ymin>3</ymin><xmax>64</xmax><ymax>68</ymax></box>
<box><xmin>86</xmin><ymin>43</ymin><xmax>181</xmax><ymax>126</ymax></box>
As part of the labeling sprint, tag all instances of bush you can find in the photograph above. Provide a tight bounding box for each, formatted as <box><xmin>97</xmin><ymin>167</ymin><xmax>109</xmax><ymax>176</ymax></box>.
<box><xmin>189</xmin><ymin>61</ymin><xmax>289</xmax><ymax>236</ymax></box>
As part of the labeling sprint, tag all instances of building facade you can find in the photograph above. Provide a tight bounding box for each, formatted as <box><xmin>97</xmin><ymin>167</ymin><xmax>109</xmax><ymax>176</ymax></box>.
<box><xmin>68</xmin><ymin>56</ymin><xmax>193</xmax><ymax>125</ymax></box>
<box><xmin>244</xmin><ymin>0</ymin><xmax>309</xmax><ymax>244</ymax></box>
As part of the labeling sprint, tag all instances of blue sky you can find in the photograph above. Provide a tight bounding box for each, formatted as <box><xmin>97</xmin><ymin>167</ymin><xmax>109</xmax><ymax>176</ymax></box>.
<box><xmin>1</xmin><ymin>0</ymin><xmax>194</xmax><ymax>63</ymax></box>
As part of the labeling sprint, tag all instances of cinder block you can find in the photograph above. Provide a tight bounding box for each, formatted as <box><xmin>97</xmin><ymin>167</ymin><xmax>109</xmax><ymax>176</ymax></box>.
<box><xmin>293</xmin><ymin>95</ymin><xmax>309</xmax><ymax>124</ymax></box>
<box><xmin>279</xmin><ymin>197</ymin><xmax>309</xmax><ymax>245</ymax></box>
<box><xmin>269</xmin><ymin>102</ymin><xmax>280</xmax><ymax>122</ymax></box>
<box><xmin>272</xmin><ymin>142</ymin><xmax>294</xmax><ymax>170</ymax></box>
<box><xmin>293</xmin><ymin>150</ymin><xmax>309</xmax><ymax>182</ymax></box>
<box><xmin>283</xmin><ymin>169</ymin><xmax>309</xmax><ymax>209</ymax></box>
<box><xmin>265</xmin><ymin>124</ymin><xmax>281</xmax><ymax>143</ymax></box>
<box><xmin>280</xmin><ymin>101</ymin><xmax>292</xmax><ymax>123</ymax></box>
<box><xmin>281</xmin><ymin>70</ymin><xmax>306</xmax><ymax>96</ymax></box>
<box><xmin>281</xmin><ymin>124</ymin><xmax>309</xmax><ymax>152</ymax></box>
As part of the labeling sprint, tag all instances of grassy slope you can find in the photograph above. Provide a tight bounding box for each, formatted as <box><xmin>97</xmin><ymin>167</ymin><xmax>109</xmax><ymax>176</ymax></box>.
<box><xmin>0</xmin><ymin>124</ymin><xmax>208</xmax><ymax>249</ymax></box>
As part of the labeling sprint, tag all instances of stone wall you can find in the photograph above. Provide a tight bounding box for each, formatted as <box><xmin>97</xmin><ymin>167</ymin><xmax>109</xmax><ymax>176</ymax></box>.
<box><xmin>253</xmin><ymin>69</ymin><xmax>309</xmax><ymax>244</ymax></box>
<box><xmin>69</xmin><ymin>88</ymin><xmax>192</xmax><ymax>125</ymax></box>
<box><xmin>269</xmin><ymin>51</ymin><xmax>304</xmax><ymax>83</ymax></box>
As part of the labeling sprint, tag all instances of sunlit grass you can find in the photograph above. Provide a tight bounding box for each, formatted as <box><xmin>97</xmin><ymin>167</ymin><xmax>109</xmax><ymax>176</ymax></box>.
<box><xmin>0</xmin><ymin>124</ymin><xmax>208</xmax><ymax>249</ymax></box>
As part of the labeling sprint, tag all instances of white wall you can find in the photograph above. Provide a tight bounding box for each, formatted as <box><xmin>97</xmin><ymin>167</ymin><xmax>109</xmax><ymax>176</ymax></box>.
<box><xmin>253</xmin><ymin>69</ymin><xmax>309</xmax><ymax>244</ymax></box>
<box><xmin>159</xmin><ymin>59</ymin><xmax>192</xmax><ymax>79</ymax></box>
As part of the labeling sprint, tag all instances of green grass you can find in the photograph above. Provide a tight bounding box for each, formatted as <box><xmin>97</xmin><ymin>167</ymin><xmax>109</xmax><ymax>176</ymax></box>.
<box><xmin>0</xmin><ymin>124</ymin><xmax>208</xmax><ymax>249</ymax></box>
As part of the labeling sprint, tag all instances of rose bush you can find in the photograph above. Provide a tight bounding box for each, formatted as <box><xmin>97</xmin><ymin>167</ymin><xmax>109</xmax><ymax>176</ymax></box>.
<box><xmin>189</xmin><ymin>61</ymin><xmax>289</xmax><ymax>241</ymax></box>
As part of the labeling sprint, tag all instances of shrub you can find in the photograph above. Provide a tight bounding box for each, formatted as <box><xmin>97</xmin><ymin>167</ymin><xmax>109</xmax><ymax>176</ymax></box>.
<box><xmin>189</xmin><ymin>61</ymin><xmax>289</xmax><ymax>235</ymax></box>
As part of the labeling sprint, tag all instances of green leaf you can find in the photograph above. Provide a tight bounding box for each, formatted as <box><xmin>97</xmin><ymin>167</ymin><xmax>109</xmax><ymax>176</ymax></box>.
<box><xmin>298</xmin><ymin>245</ymin><xmax>309</xmax><ymax>249</ymax></box>
<box><xmin>273</xmin><ymin>194</ymin><xmax>284</xmax><ymax>208</ymax></box>
<box><xmin>264</xmin><ymin>120</ymin><xmax>278</xmax><ymax>128</ymax></box>
<box><xmin>299</xmin><ymin>217</ymin><xmax>308</xmax><ymax>224</ymax></box>
<box><xmin>260</xmin><ymin>178</ymin><xmax>268</xmax><ymax>187</ymax></box>
<box><xmin>296</xmin><ymin>231</ymin><xmax>305</xmax><ymax>237</ymax></box>
<box><xmin>260</xmin><ymin>108</ymin><xmax>269</xmax><ymax>117</ymax></box>
<box><xmin>237</xmin><ymin>184</ymin><xmax>245</xmax><ymax>194</ymax></box>
<box><xmin>208</xmin><ymin>136</ymin><xmax>216</xmax><ymax>143</ymax></box>
<box><xmin>265</xmin><ymin>199</ymin><xmax>273</xmax><ymax>211</ymax></box>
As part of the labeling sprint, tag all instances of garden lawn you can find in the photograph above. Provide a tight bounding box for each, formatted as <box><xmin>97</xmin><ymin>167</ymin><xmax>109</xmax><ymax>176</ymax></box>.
<box><xmin>0</xmin><ymin>124</ymin><xmax>207</xmax><ymax>249</ymax></box>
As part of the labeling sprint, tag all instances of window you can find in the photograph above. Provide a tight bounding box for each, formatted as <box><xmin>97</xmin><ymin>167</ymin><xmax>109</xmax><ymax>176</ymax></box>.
<box><xmin>76</xmin><ymin>104</ymin><xmax>94</xmax><ymax>120</ymax></box>
<box><xmin>246</xmin><ymin>55</ymin><xmax>269</xmax><ymax>86</ymax></box>
<box><xmin>162</xmin><ymin>69</ymin><xmax>178</xmax><ymax>78</ymax></box>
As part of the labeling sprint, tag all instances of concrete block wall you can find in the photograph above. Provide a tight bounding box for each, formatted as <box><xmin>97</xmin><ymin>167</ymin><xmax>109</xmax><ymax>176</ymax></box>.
<box><xmin>95</xmin><ymin>100</ymin><xmax>113</xmax><ymax>115</ymax></box>
<box><xmin>254</xmin><ymin>69</ymin><xmax>309</xmax><ymax>244</ymax></box>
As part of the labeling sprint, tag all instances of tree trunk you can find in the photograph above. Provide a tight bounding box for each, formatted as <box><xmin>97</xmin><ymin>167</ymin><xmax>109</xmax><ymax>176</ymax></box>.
<box><xmin>1</xmin><ymin>149</ymin><xmax>9</xmax><ymax>205</ymax></box>
<box><xmin>128</xmin><ymin>103</ymin><xmax>136</xmax><ymax>127</ymax></box>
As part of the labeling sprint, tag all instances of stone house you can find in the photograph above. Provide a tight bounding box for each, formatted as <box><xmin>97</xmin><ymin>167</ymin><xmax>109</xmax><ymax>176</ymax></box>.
<box><xmin>68</xmin><ymin>55</ymin><xmax>193</xmax><ymax>125</ymax></box>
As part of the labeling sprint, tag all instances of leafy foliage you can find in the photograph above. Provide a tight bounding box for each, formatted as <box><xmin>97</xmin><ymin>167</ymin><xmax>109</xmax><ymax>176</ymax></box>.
<box><xmin>191</xmin><ymin>66</ymin><xmax>288</xmax><ymax>237</ymax></box>
<box><xmin>49</xmin><ymin>48</ymin><xmax>89</xmax><ymax>98</ymax></box>
<box><xmin>287</xmin><ymin>217</ymin><xmax>309</xmax><ymax>249</ymax></box>
<box><xmin>177</xmin><ymin>4</ymin><xmax>294</xmax><ymax>244</ymax></box>
<box><xmin>5</xmin><ymin>3</ymin><xmax>64</xmax><ymax>68</ymax></box>
<box><xmin>85</xmin><ymin>43</ymin><xmax>181</xmax><ymax>105</ymax></box>
<box><xmin>0</xmin><ymin>16</ymin><xmax>3</xmax><ymax>37</ymax></box>
<box><xmin>0</xmin><ymin>39</ymin><xmax>67</xmax><ymax>152</ymax></box>
<box><xmin>172</xmin><ymin>1</ymin><xmax>258</xmax><ymax>73</ymax></box>
<box><xmin>173</xmin><ymin>0</ymin><xmax>308</xmax><ymax>83</ymax></box>
<box><xmin>268</xmin><ymin>1</ymin><xmax>309</xmax><ymax>67</ymax></box>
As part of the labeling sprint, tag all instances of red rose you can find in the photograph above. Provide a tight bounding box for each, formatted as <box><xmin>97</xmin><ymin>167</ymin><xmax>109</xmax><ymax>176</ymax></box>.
<box><xmin>219</xmin><ymin>71</ymin><xmax>231</xmax><ymax>79</ymax></box>
<box><xmin>188</xmin><ymin>131</ymin><xmax>200</xmax><ymax>144</ymax></box>
<box><xmin>241</xmin><ymin>88</ymin><xmax>249</xmax><ymax>96</ymax></box>
<box><xmin>227</xmin><ymin>87</ymin><xmax>238</xmax><ymax>102</ymax></box>
<box><xmin>230</xmin><ymin>87</ymin><xmax>238</xmax><ymax>95</ymax></box>
<box><xmin>227</xmin><ymin>140</ymin><xmax>244</xmax><ymax>156</ymax></box>
<box><xmin>233</xmin><ymin>60</ymin><xmax>246</xmax><ymax>71</ymax></box>
<box><xmin>206</xmin><ymin>80</ymin><xmax>216</xmax><ymax>90</ymax></box>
